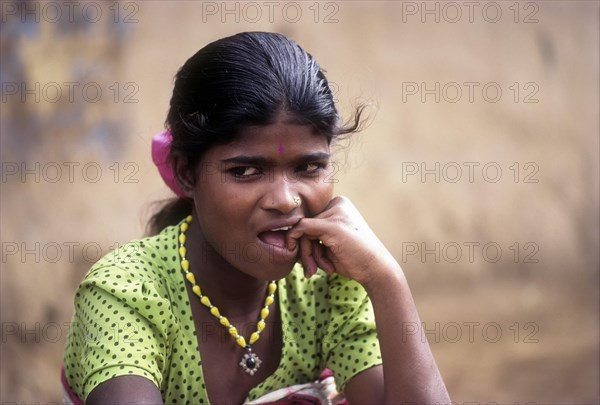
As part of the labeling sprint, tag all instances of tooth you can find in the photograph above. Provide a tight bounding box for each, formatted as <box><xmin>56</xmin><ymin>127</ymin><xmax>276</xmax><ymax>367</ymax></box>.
<box><xmin>270</xmin><ymin>226</ymin><xmax>291</xmax><ymax>231</ymax></box>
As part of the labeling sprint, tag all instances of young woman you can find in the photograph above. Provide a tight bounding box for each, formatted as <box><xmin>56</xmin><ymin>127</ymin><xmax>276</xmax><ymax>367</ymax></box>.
<box><xmin>63</xmin><ymin>32</ymin><xmax>450</xmax><ymax>404</ymax></box>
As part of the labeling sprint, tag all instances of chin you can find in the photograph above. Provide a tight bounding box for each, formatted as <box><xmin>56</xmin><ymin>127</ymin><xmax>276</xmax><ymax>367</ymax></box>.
<box><xmin>246</xmin><ymin>258</ymin><xmax>298</xmax><ymax>281</ymax></box>
<box><xmin>252</xmin><ymin>240</ymin><xmax>299</xmax><ymax>278</ymax></box>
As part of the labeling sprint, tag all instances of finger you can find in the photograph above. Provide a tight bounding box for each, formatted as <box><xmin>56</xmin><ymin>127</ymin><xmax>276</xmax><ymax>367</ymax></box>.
<box><xmin>287</xmin><ymin>217</ymin><xmax>331</xmax><ymax>250</ymax></box>
<box><xmin>299</xmin><ymin>236</ymin><xmax>317</xmax><ymax>278</ymax></box>
<box><xmin>312</xmin><ymin>241</ymin><xmax>336</xmax><ymax>275</ymax></box>
<box><xmin>324</xmin><ymin>242</ymin><xmax>340</xmax><ymax>265</ymax></box>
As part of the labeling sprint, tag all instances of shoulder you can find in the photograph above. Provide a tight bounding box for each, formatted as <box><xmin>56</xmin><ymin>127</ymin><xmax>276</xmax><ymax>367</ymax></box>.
<box><xmin>71</xmin><ymin>224</ymin><xmax>184</xmax><ymax>338</ymax></box>
<box><xmin>86</xmin><ymin>224</ymin><xmax>179</xmax><ymax>281</ymax></box>
<box><xmin>80</xmin><ymin>224</ymin><xmax>181</xmax><ymax>298</ymax></box>
<box><xmin>64</xmin><ymin>225</ymin><xmax>184</xmax><ymax>400</ymax></box>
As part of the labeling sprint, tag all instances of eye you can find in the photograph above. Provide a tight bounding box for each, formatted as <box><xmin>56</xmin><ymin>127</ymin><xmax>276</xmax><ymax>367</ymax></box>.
<box><xmin>229</xmin><ymin>166</ymin><xmax>260</xmax><ymax>178</ymax></box>
<box><xmin>305</xmin><ymin>163</ymin><xmax>322</xmax><ymax>172</ymax></box>
<box><xmin>296</xmin><ymin>162</ymin><xmax>326</xmax><ymax>176</ymax></box>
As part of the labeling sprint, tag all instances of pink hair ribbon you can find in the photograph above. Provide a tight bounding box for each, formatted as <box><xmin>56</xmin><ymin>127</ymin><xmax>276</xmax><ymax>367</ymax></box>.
<box><xmin>151</xmin><ymin>130</ymin><xmax>185</xmax><ymax>198</ymax></box>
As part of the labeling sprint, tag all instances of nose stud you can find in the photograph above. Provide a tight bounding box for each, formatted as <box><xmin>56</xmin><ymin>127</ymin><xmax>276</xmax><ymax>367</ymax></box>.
<box><xmin>292</xmin><ymin>196</ymin><xmax>301</xmax><ymax>207</ymax></box>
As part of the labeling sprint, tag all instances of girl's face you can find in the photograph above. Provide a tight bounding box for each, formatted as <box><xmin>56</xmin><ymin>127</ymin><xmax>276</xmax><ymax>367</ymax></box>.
<box><xmin>188</xmin><ymin>114</ymin><xmax>335</xmax><ymax>280</ymax></box>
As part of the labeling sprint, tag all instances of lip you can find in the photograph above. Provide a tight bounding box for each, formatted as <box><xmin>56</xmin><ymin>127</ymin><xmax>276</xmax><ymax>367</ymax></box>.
<box><xmin>255</xmin><ymin>216</ymin><xmax>302</xmax><ymax>262</ymax></box>
<box><xmin>256</xmin><ymin>216</ymin><xmax>303</xmax><ymax>235</ymax></box>
<box><xmin>256</xmin><ymin>237</ymin><xmax>298</xmax><ymax>260</ymax></box>
<box><xmin>256</xmin><ymin>237</ymin><xmax>298</xmax><ymax>263</ymax></box>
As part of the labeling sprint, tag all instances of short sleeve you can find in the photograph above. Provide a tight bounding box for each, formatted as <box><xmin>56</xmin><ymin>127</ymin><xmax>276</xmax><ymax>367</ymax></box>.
<box><xmin>63</xmin><ymin>263</ymin><xmax>178</xmax><ymax>401</ymax></box>
<box><xmin>321</xmin><ymin>274</ymin><xmax>382</xmax><ymax>391</ymax></box>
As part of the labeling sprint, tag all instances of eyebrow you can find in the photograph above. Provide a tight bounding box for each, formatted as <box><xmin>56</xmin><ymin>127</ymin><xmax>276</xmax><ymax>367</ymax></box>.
<box><xmin>221</xmin><ymin>152</ymin><xmax>330</xmax><ymax>166</ymax></box>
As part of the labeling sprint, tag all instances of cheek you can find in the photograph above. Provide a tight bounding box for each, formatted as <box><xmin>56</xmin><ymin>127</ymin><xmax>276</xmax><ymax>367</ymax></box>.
<box><xmin>193</xmin><ymin>177</ymin><xmax>243</xmax><ymax>227</ymax></box>
<box><xmin>193</xmin><ymin>193</ymin><xmax>250</xmax><ymax>249</ymax></box>
<box><xmin>196</xmin><ymin>184</ymin><xmax>247</xmax><ymax>219</ymax></box>
<box><xmin>305</xmin><ymin>182</ymin><xmax>334</xmax><ymax>216</ymax></box>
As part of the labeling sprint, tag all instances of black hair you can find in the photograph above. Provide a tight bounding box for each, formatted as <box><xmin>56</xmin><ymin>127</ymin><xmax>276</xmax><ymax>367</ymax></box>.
<box><xmin>147</xmin><ymin>32</ymin><xmax>366</xmax><ymax>235</ymax></box>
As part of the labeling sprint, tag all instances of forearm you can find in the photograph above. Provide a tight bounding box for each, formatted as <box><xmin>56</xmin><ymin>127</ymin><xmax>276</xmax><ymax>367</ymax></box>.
<box><xmin>364</xmin><ymin>263</ymin><xmax>450</xmax><ymax>404</ymax></box>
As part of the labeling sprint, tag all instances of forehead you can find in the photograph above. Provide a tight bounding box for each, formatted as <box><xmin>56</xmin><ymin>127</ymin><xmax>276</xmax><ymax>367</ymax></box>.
<box><xmin>207</xmin><ymin>120</ymin><xmax>330</xmax><ymax>158</ymax></box>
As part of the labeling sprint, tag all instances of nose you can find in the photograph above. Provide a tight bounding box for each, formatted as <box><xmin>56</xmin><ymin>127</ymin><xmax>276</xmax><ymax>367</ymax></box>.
<box><xmin>259</xmin><ymin>174</ymin><xmax>299</xmax><ymax>214</ymax></box>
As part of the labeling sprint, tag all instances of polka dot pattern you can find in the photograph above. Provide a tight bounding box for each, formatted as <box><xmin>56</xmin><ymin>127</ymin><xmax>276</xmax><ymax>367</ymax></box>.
<box><xmin>63</xmin><ymin>223</ymin><xmax>382</xmax><ymax>403</ymax></box>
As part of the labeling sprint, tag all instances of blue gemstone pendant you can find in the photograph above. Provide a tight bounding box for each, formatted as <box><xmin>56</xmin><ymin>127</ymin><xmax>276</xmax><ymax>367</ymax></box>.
<box><xmin>240</xmin><ymin>349</ymin><xmax>262</xmax><ymax>376</ymax></box>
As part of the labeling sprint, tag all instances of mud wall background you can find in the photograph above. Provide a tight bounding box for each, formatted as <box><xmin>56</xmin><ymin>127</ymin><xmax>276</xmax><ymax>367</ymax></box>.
<box><xmin>1</xmin><ymin>1</ymin><xmax>599</xmax><ymax>403</ymax></box>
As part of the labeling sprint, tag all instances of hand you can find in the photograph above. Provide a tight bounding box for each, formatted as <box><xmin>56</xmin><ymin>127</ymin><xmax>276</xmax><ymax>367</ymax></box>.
<box><xmin>286</xmin><ymin>196</ymin><xmax>400</xmax><ymax>287</ymax></box>
<box><xmin>287</xmin><ymin>197</ymin><xmax>451</xmax><ymax>403</ymax></box>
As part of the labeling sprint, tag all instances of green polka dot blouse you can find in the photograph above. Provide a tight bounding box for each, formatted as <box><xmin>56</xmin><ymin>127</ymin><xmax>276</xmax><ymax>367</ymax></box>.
<box><xmin>63</xmin><ymin>223</ymin><xmax>382</xmax><ymax>403</ymax></box>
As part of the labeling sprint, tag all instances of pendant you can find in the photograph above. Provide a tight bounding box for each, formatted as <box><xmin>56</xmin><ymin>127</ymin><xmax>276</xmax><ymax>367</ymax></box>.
<box><xmin>240</xmin><ymin>349</ymin><xmax>262</xmax><ymax>376</ymax></box>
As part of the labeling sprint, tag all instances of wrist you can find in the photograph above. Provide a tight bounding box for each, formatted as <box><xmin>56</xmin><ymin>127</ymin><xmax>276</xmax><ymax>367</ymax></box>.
<box><xmin>361</xmin><ymin>257</ymin><xmax>406</xmax><ymax>295</ymax></box>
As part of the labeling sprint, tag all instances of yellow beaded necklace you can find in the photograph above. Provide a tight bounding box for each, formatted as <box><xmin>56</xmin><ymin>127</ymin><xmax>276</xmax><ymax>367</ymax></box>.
<box><xmin>178</xmin><ymin>215</ymin><xmax>277</xmax><ymax>376</ymax></box>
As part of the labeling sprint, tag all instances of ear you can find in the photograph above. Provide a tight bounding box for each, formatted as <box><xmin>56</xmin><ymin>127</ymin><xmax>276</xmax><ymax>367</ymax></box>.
<box><xmin>172</xmin><ymin>154</ymin><xmax>196</xmax><ymax>199</ymax></box>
